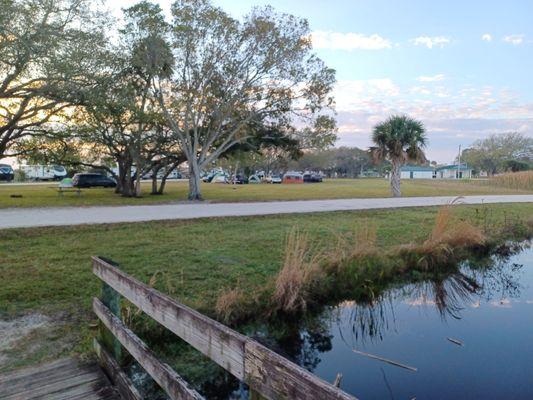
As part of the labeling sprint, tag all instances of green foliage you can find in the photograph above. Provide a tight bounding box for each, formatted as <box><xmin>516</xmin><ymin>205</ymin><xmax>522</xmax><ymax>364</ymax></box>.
<box><xmin>370</xmin><ymin>114</ymin><xmax>428</xmax><ymax>163</ymax></box>
<box><xmin>0</xmin><ymin>0</ymin><xmax>109</xmax><ymax>158</ymax></box>
<box><xmin>460</xmin><ymin>132</ymin><xmax>533</xmax><ymax>175</ymax></box>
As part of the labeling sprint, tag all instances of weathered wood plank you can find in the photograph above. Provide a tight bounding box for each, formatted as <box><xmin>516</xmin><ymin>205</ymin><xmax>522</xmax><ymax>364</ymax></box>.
<box><xmin>1</xmin><ymin>365</ymin><xmax>101</xmax><ymax>397</ymax></box>
<box><xmin>94</xmin><ymin>338</ymin><xmax>143</xmax><ymax>400</ymax></box>
<box><xmin>0</xmin><ymin>358</ymin><xmax>77</xmax><ymax>385</ymax></box>
<box><xmin>0</xmin><ymin>358</ymin><xmax>117</xmax><ymax>400</ymax></box>
<box><xmin>92</xmin><ymin>256</ymin><xmax>247</xmax><ymax>380</ymax></box>
<box><xmin>93</xmin><ymin>297</ymin><xmax>205</xmax><ymax>400</ymax></box>
<box><xmin>244</xmin><ymin>340</ymin><xmax>357</xmax><ymax>400</ymax></box>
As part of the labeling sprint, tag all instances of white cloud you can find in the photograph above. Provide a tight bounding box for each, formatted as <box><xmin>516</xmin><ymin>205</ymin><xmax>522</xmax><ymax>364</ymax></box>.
<box><xmin>503</xmin><ymin>34</ymin><xmax>525</xmax><ymax>45</ymax></box>
<box><xmin>481</xmin><ymin>34</ymin><xmax>492</xmax><ymax>42</ymax></box>
<box><xmin>333</xmin><ymin>79</ymin><xmax>400</xmax><ymax>111</ymax></box>
<box><xmin>410</xmin><ymin>86</ymin><xmax>432</xmax><ymax>95</ymax></box>
<box><xmin>410</xmin><ymin>36</ymin><xmax>451</xmax><ymax>49</ymax></box>
<box><xmin>416</xmin><ymin>74</ymin><xmax>446</xmax><ymax>82</ymax></box>
<box><xmin>311</xmin><ymin>31</ymin><xmax>392</xmax><ymax>50</ymax></box>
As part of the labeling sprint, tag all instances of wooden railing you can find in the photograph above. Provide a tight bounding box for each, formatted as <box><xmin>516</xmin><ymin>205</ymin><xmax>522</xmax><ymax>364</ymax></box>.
<box><xmin>92</xmin><ymin>256</ymin><xmax>357</xmax><ymax>400</ymax></box>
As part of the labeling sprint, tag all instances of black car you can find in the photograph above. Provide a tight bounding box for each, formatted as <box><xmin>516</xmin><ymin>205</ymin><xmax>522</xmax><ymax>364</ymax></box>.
<box><xmin>303</xmin><ymin>173</ymin><xmax>323</xmax><ymax>183</ymax></box>
<box><xmin>73</xmin><ymin>173</ymin><xmax>117</xmax><ymax>188</ymax></box>
<box><xmin>0</xmin><ymin>164</ymin><xmax>14</xmax><ymax>182</ymax></box>
<box><xmin>233</xmin><ymin>174</ymin><xmax>249</xmax><ymax>184</ymax></box>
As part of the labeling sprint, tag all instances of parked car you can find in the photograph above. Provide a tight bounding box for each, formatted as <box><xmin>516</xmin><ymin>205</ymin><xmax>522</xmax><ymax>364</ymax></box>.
<box><xmin>72</xmin><ymin>173</ymin><xmax>117</xmax><ymax>188</ymax></box>
<box><xmin>271</xmin><ymin>175</ymin><xmax>282</xmax><ymax>184</ymax></box>
<box><xmin>0</xmin><ymin>164</ymin><xmax>14</xmax><ymax>182</ymax></box>
<box><xmin>303</xmin><ymin>172</ymin><xmax>323</xmax><ymax>183</ymax></box>
<box><xmin>232</xmin><ymin>174</ymin><xmax>248</xmax><ymax>184</ymax></box>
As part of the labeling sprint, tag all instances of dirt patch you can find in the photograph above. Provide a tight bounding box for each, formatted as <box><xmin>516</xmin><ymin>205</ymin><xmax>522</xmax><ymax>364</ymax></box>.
<box><xmin>0</xmin><ymin>313</ymin><xmax>49</xmax><ymax>353</ymax></box>
<box><xmin>0</xmin><ymin>313</ymin><xmax>80</xmax><ymax>372</ymax></box>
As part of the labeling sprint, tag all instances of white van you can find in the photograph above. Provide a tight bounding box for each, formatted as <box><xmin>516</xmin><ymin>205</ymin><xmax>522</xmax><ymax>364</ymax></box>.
<box><xmin>21</xmin><ymin>165</ymin><xmax>67</xmax><ymax>181</ymax></box>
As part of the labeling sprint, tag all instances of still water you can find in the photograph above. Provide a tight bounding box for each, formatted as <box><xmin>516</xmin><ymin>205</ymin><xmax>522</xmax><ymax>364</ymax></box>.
<box><xmin>272</xmin><ymin>242</ymin><xmax>533</xmax><ymax>399</ymax></box>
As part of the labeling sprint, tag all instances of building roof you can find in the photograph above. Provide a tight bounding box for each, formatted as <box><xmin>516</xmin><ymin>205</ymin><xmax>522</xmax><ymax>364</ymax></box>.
<box><xmin>400</xmin><ymin>165</ymin><xmax>434</xmax><ymax>172</ymax></box>
<box><xmin>436</xmin><ymin>164</ymin><xmax>471</xmax><ymax>171</ymax></box>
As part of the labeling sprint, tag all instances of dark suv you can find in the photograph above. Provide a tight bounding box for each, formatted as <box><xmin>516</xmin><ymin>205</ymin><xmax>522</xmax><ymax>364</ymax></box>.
<box><xmin>0</xmin><ymin>164</ymin><xmax>14</xmax><ymax>182</ymax></box>
<box><xmin>72</xmin><ymin>173</ymin><xmax>116</xmax><ymax>188</ymax></box>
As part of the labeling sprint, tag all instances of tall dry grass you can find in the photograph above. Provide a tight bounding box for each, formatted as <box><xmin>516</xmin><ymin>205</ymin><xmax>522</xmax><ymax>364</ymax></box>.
<box><xmin>215</xmin><ymin>287</ymin><xmax>247</xmax><ymax>323</ymax></box>
<box><xmin>489</xmin><ymin>170</ymin><xmax>533</xmax><ymax>191</ymax></box>
<box><xmin>400</xmin><ymin>199</ymin><xmax>486</xmax><ymax>269</ymax></box>
<box><xmin>273</xmin><ymin>228</ymin><xmax>325</xmax><ymax>312</ymax></box>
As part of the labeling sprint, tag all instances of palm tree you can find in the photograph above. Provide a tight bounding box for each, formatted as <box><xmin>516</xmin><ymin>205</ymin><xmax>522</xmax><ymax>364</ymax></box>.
<box><xmin>371</xmin><ymin>115</ymin><xmax>427</xmax><ymax>197</ymax></box>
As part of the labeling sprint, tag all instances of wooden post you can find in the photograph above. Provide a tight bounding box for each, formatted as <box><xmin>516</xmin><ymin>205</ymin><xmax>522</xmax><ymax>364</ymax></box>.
<box><xmin>97</xmin><ymin>257</ymin><xmax>123</xmax><ymax>364</ymax></box>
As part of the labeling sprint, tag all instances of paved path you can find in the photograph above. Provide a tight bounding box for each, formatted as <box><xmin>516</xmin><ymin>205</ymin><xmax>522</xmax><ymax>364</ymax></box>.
<box><xmin>0</xmin><ymin>195</ymin><xmax>532</xmax><ymax>229</ymax></box>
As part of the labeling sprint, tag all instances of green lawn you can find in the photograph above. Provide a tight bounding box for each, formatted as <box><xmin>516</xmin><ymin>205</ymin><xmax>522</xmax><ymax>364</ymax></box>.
<box><xmin>0</xmin><ymin>178</ymin><xmax>530</xmax><ymax>208</ymax></box>
<box><xmin>1</xmin><ymin>202</ymin><xmax>531</xmax><ymax>371</ymax></box>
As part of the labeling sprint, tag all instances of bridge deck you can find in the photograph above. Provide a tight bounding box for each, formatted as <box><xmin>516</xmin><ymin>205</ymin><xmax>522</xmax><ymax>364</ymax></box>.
<box><xmin>0</xmin><ymin>357</ymin><xmax>121</xmax><ymax>400</ymax></box>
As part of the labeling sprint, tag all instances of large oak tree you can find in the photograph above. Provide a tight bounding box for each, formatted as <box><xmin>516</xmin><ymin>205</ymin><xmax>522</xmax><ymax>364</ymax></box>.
<box><xmin>156</xmin><ymin>0</ymin><xmax>337</xmax><ymax>200</ymax></box>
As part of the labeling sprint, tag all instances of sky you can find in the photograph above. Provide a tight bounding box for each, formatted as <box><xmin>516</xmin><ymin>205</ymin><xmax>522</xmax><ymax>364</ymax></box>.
<box><xmin>107</xmin><ymin>0</ymin><xmax>533</xmax><ymax>163</ymax></box>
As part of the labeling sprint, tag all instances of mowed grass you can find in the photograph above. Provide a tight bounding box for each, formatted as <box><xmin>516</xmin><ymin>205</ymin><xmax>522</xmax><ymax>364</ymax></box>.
<box><xmin>1</xmin><ymin>202</ymin><xmax>531</xmax><ymax>370</ymax></box>
<box><xmin>0</xmin><ymin>178</ymin><xmax>530</xmax><ymax>208</ymax></box>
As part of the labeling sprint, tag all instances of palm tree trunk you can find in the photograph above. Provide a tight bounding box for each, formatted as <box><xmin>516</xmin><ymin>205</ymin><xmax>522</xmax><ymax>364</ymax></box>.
<box><xmin>390</xmin><ymin>159</ymin><xmax>401</xmax><ymax>197</ymax></box>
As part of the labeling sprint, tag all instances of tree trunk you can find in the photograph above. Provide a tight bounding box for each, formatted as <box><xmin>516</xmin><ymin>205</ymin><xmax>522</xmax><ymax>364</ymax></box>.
<box><xmin>188</xmin><ymin>162</ymin><xmax>202</xmax><ymax>201</ymax></box>
<box><xmin>115</xmin><ymin>161</ymin><xmax>126</xmax><ymax>194</ymax></box>
<box><xmin>158</xmin><ymin>175</ymin><xmax>168</xmax><ymax>195</ymax></box>
<box><xmin>121</xmin><ymin>166</ymin><xmax>134</xmax><ymax>197</ymax></box>
<box><xmin>390</xmin><ymin>159</ymin><xmax>401</xmax><ymax>197</ymax></box>
<box><xmin>151</xmin><ymin>172</ymin><xmax>158</xmax><ymax>195</ymax></box>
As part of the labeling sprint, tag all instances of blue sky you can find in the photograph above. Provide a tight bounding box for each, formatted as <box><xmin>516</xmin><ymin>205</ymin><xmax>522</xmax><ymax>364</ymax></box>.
<box><xmin>109</xmin><ymin>0</ymin><xmax>533</xmax><ymax>162</ymax></box>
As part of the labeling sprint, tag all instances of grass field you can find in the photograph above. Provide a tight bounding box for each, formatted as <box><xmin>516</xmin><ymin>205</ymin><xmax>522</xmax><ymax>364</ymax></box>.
<box><xmin>0</xmin><ymin>178</ymin><xmax>531</xmax><ymax>208</ymax></box>
<box><xmin>1</xmin><ymin>202</ymin><xmax>532</xmax><ymax>371</ymax></box>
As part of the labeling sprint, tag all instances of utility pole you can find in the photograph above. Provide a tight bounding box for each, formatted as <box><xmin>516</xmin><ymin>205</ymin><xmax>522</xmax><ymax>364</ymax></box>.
<box><xmin>457</xmin><ymin>144</ymin><xmax>461</xmax><ymax>179</ymax></box>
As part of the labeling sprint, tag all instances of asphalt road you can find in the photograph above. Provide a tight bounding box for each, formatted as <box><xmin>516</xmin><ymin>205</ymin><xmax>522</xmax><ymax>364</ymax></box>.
<box><xmin>0</xmin><ymin>195</ymin><xmax>532</xmax><ymax>229</ymax></box>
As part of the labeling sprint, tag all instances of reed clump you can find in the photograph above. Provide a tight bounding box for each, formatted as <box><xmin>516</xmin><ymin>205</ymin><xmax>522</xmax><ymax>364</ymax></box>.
<box><xmin>489</xmin><ymin>170</ymin><xmax>533</xmax><ymax>190</ymax></box>
<box><xmin>272</xmin><ymin>228</ymin><xmax>325</xmax><ymax>312</ymax></box>
<box><xmin>398</xmin><ymin>201</ymin><xmax>486</xmax><ymax>269</ymax></box>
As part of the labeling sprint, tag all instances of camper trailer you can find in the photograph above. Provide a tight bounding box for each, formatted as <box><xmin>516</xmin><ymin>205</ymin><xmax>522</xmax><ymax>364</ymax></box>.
<box><xmin>282</xmin><ymin>171</ymin><xmax>304</xmax><ymax>184</ymax></box>
<box><xmin>21</xmin><ymin>165</ymin><xmax>67</xmax><ymax>181</ymax></box>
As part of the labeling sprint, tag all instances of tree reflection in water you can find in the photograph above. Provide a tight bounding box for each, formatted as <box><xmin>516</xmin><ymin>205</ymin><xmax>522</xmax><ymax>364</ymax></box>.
<box><xmin>283</xmin><ymin>241</ymin><xmax>530</xmax><ymax>369</ymax></box>
<box><xmin>327</xmin><ymin>241</ymin><xmax>529</xmax><ymax>350</ymax></box>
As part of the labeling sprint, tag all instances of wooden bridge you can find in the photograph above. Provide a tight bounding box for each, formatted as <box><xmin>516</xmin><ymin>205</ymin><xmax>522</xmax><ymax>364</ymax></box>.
<box><xmin>0</xmin><ymin>257</ymin><xmax>357</xmax><ymax>400</ymax></box>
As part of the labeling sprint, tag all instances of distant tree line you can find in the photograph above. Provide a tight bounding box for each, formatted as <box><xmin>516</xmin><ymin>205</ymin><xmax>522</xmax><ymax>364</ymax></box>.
<box><xmin>460</xmin><ymin>132</ymin><xmax>532</xmax><ymax>176</ymax></box>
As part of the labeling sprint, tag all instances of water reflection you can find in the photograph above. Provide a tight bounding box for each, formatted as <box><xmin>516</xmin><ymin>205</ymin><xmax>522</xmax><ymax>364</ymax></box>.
<box><xmin>324</xmin><ymin>242</ymin><xmax>529</xmax><ymax>351</ymax></box>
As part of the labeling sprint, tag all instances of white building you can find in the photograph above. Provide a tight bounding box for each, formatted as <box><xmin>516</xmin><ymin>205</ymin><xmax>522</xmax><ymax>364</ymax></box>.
<box><xmin>400</xmin><ymin>165</ymin><xmax>435</xmax><ymax>179</ymax></box>
<box><xmin>435</xmin><ymin>164</ymin><xmax>473</xmax><ymax>179</ymax></box>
